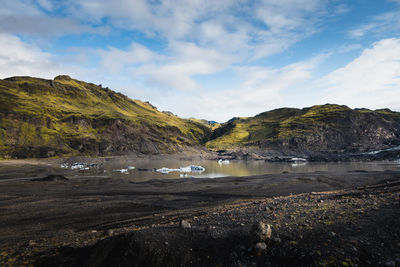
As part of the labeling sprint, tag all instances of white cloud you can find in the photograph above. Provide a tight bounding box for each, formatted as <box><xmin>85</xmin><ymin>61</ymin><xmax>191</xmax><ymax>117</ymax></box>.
<box><xmin>99</xmin><ymin>43</ymin><xmax>159</xmax><ymax>73</ymax></box>
<box><xmin>154</xmin><ymin>57</ymin><xmax>320</xmax><ymax>121</ymax></box>
<box><xmin>130</xmin><ymin>41</ymin><xmax>237</xmax><ymax>91</ymax></box>
<box><xmin>348</xmin><ymin>11</ymin><xmax>400</xmax><ymax>39</ymax></box>
<box><xmin>55</xmin><ymin>0</ymin><xmax>339</xmax><ymax>92</ymax></box>
<box><xmin>0</xmin><ymin>34</ymin><xmax>95</xmax><ymax>83</ymax></box>
<box><xmin>63</xmin><ymin>0</ymin><xmax>336</xmax><ymax>59</ymax></box>
<box><xmin>37</xmin><ymin>0</ymin><xmax>53</xmax><ymax>11</ymax></box>
<box><xmin>317</xmin><ymin>38</ymin><xmax>400</xmax><ymax>110</ymax></box>
<box><xmin>0</xmin><ymin>0</ymin><xmax>108</xmax><ymax>37</ymax></box>
<box><xmin>0</xmin><ymin>33</ymin><xmax>59</xmax><ymax>78</ymax></box>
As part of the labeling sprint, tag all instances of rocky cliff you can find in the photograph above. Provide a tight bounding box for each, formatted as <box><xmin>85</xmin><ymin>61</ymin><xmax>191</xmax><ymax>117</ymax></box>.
<box><xmin>1</xmin><ymin>76</ymin><xmax>399</xmax><ymax>160</ymax></box>
<box><xmin>0</xmin><ymin>75</ymin><xmax>211</xmax><ymax>158</ymax></box>
<box><xmin>206</xmin><ymin>104</ymin><xmax>400</xmax><ymax>157</ymax></box>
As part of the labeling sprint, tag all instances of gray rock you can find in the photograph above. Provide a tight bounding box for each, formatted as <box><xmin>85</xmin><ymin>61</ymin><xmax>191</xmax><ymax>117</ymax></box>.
<box><xmin>103</xmin><ymin>229</ymin><xmax>114</xmax><ymax>236</ymax></box>
<box><xmin>251</xmin><ymin>221</ymin><xmax>272</xmax><ymax>242</ymax></box>
<box><xmin>180</xmin><ymin>220</ymin><xmax>191</xmax><ymax>229</ymax></box>
<box><xmin>254</xmin><ymin>242</ymin><xmax>267</xmax><ymax>252</ymax></box>
<box><xmin>384</xmin><ymin>261</ymin><xmax>395</xmax><ymax>267</ymax></box>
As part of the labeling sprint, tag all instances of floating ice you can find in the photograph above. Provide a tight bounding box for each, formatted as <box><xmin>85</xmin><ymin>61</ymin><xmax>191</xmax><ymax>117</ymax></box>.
<box><xmin>289</xmin><ymin>157</ymin><xmax>307</xmax><ymax>162</ymax></box>
<box><xmin>113</xmin><ymin>169</ymin><xmax>129</xmax><ymax>174</ymax></box>
<box><xmin>189</xmin><ymin>165</ymin><xmax>205</xmax><ymax>172</ymax></box>
<box><xmin>156</xmin><ymin>165</ymin><xmax>205</xmax><ymax>174</ymax></box>
<box><xmin>291</xmin><ymin>162</ymin><xmax>307</xmax><ymax>167</ymax></box>
<box><xmin>218</xmin><ymin>159</ymin><xmax>230</xmax><ymax>165</ymax></box>
<box><xmin>60</xmin><ymin>163</ymin><xmax>69</xmax><ymax>169</ymax></box>
<box><xmin>179</xmin><ymin>166</ymin><xmax>192</xmax><ymax>173</ymax></box>
<box><xmin>156</xmin><ymin>167</ymin><xmax>180</xmax><ymax>174</ymax></box>
<box><xmin>61</xmin><ymin>162</ymin><xmax>101</xmax><ymax>170</ymax></box>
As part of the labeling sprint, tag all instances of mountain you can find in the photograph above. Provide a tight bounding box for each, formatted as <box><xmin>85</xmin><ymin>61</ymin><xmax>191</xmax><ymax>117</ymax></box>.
<box><xmin>0</xmin><ymin>75</ymin><xmax>211</xmax><ymax>158</ymax></box>
<box><xmin>1</xmin><ymin>76</ymin><xmax>399</xmax><ymax>160</ymax></box>
<box><xmin>206</xmin><ymin>104</ymin><xmax>400</xmax><ymax>156</ymax></box>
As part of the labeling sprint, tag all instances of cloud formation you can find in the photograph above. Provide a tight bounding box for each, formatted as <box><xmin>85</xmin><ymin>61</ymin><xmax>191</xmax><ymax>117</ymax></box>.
<box><xmin>0</xmin><ymin>33</ymin><xmax>58</xmax><ymax>78</ymax></box>
<box><xmin>0</xmin><ymin>0</ymin><xmax>399</xmax><ymax>121</ymax></box>
<box><xmin>317</xmin><ymin>38</ymin><xmax>400</xmax><ymax>110</ymax></box>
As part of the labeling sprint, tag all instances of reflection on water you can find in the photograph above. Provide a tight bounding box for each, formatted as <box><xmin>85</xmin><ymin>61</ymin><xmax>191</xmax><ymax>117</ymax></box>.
<box><xmin>0</xmin><ymin>158</ymin><xmax>399</xmax><ymax>182</ymax></box>
<box><xmin>70</xmin><ymin>159</ymin><xmax>400</xmax><ymax>182</ymax></box>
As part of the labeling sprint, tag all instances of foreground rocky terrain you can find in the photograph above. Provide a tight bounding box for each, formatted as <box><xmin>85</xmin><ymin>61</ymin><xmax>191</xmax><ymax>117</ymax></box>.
<box><xmin>0</xmin><ymin>167</ymin><xmax>399</xmax><ymax>266</ymax></box>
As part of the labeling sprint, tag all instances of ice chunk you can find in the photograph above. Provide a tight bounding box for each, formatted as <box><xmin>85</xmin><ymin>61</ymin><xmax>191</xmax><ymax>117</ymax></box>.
<box><xmin>218</xmin><ymin>159</ymin><xmax>230</xmax><ymax>165</ymax></box>
<box><xmin>113</xmin><ymin>169</ymin><xmax>129</xmax><ymax>174</ymax></box>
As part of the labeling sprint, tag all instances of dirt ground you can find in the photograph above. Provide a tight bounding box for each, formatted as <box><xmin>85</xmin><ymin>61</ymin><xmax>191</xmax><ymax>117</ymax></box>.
<box><xmin>0</xmin><ymin>166</ymin><xmax>399</xmax><ymax>266</ymax></box>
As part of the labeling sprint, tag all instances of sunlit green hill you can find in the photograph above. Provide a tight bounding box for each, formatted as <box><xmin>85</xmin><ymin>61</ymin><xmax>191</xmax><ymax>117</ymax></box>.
<box><xmin>0</xmin><ymin>75</ymin><xmax>211</xmax><ymax>158</ymax></box>
<box><xmin>206</xmin><ymin>104</ymin><xmax>400</xmax><ymax>154</ymax></box>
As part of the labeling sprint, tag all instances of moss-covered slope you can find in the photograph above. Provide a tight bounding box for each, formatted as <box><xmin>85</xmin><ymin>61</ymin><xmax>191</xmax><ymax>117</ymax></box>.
<box><xmin>0</xmin><ymin>75</ymin><xmax>211</xmax><ymax>158</ymax></box>
<box><xmin>206</xmin><ymin>104</ymin><xmax>400</xmax><ymax>154</ymax></box>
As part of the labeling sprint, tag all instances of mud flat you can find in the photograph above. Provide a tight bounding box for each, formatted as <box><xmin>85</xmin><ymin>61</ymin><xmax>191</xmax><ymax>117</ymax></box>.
<box><xmin>0</xmin><ymin>169</ymin><xmax>399</xmax><ymax>266</ymax></box>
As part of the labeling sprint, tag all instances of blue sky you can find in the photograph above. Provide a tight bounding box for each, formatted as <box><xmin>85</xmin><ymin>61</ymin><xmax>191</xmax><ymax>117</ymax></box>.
<box><xmin>1</xmin><ymin>0</ymin><xmax>400</xmax><ymax>121</ymax></box>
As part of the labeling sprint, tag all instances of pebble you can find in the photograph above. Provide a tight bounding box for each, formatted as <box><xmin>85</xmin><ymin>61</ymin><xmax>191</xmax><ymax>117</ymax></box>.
<box><xmin>273</xmin><ymin>237</ymin><xmax>282</xmax><ymax>243</ymax></box>
<box><xmin>384</xmin><ymin>261</ymin><xmax>395</xmax><ymax>267</ymax></box>
<box><xmin>179</xmin><ymin>220</ymin><xmax>191</xmax><ymax>229</ymax></box>
<box><xmin>107</xmin><ymin>229</ymin><xmax>114</xmax><ymax>236</ymax></box>
<box><xmin>251</xmin><ymin>221</ymin><xmax>272</xmax><ymax>242</ymax></box>
<box><xmin>207</xmin><ymin>225</ymin><xmax>216</xmax><ymax>232</ymax></box>
<box><xmin>254</xmin><ymin>242</ymin><xmax>267</xmax><ymax>252</ymax></box>
<box><xmin>350</xmin><ymin>246</ymin><xmax>358</xmax><ymax>253</ymax></box>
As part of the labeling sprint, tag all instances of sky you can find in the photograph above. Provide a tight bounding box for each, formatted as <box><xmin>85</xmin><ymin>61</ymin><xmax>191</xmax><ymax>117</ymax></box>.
<box><xmin>1</xmin><ymin>0</ymin><xmax>400</xmax><ymax>122</ymax></box>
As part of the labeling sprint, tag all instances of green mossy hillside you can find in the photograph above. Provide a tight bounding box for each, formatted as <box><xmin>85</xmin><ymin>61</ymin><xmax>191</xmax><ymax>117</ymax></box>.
<box><xmin>206</xmin><ymin>104</ymin><xmax>400</xmax><ymax>153</ymax></box>
<box><xmin>0</xmin><ymin>75</ymin><xmax>211</xmax><ymax>158</ymax></box>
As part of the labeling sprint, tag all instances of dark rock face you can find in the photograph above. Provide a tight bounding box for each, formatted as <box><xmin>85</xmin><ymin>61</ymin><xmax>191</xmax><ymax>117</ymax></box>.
<box><xmin>0</xmin><ymin>76</ymin><xmax>212</xmax><ymax>158</ymax></box>
<box><xmin>274</xmin><ymin>111</ymin><xmax>400</xmax><ymax>153</ymax></box>
<box><xmin>207</xmin><ymin>105</ymin><xmax>400</xmax><ymax>159</ymax></box>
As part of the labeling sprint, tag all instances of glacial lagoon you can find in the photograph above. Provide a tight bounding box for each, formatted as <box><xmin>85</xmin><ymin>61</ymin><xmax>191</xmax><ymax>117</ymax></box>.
<box><xmin>0</xmin><ymin>158</ymin><xmax>399</xmax><ymax>183</ymax></box>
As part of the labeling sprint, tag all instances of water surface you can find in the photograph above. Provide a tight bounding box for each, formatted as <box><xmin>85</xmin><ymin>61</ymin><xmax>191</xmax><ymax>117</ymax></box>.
<box><xmin>0</xmin><ymin>158</ymin><xmax>399</xmax><ymax>182</ymax></box>
<box><xmin>70</xmin><ymin>159</ymin><xmax>400</xmax><ymax>182</ymax></box>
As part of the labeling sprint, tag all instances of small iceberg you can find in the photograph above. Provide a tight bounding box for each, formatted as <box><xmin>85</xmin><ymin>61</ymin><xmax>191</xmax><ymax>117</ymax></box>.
<box><xmin>289</xmin><ymin>157</ymin><xmax>307</xmax><ymax>162</ymax></box>
<box><xmin>113</xmin><ymin>168</ymin><xmax>129</xmax><ymax>174</ymax></box>
<box><xmin>218</xmin><ymin>159</ymin><xmax>230</xmax><ymax>165</ymax></box>
<box><xmin>364</xmin><ymin>145</ymin><xmax>400</xmax><ymax>155</ymax></box>
<box><xmin>60</xmin><ymin>163</ymin><xmax>69</xmax><ymax>169</ymax></box>
<box><xmin>179</xmin><ymin>166</ymin><xmax>192</xmax><ymax>173</ymax></box>
<box><xmin>189</xmin><ymin>165</ymin><xmax>205</xmax><ymax>172</ymax></box>
<box><xmin>71</xmin><ymin>163</ymin><xmax>90</xmax><ymax>170</ymax></box>
<box><xmin>156</xmin><ymin>167</ymin><xmax>180</xmax><ymax>174</ymax></box>
<box><xmin>156</xmin><ymin>165</ymin><xmax>205</xmax><ymax>174</ymax></box>
<box><xmin>61</xmin><ymin>162</ymin><xmax>101</xmax><ymax>170</ymax></box>
<box><xmin>291</xmin><ymin>162</ymin><xmax>307</xmax><ymax>167</ymax></box>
